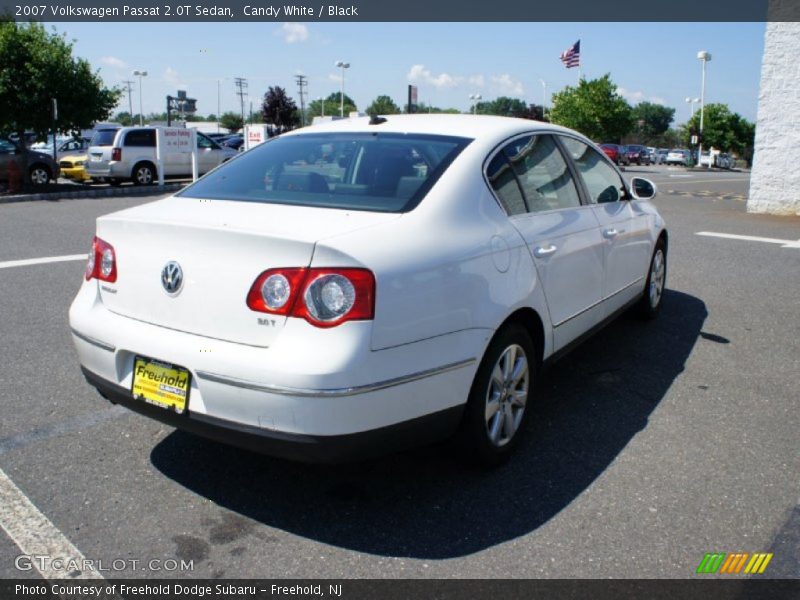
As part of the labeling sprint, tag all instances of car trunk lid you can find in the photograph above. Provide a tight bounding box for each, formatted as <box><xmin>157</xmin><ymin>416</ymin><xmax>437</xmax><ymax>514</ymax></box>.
<box><xmin>95</xmin><ymin>196</ymin><xmax>397</xmax><ymax>347</ymax></box>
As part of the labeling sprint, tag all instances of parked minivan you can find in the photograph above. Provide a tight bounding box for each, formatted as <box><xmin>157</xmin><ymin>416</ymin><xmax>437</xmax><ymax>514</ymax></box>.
<box><xmin>85</xmin><ymin>126</ymin><xmax>236</xmax><ymax>185</ymax></box>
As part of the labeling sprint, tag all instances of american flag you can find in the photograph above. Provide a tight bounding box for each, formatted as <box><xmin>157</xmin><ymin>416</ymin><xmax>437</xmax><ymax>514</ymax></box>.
<box><xmin>560</xmin><ymin>40</ymin><xmax>581</xmax><ymax>68</ymax></box>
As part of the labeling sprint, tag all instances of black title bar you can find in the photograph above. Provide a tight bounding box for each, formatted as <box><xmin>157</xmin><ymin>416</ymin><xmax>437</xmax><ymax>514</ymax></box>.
<box><xmin>2</xmin><ymin>0</ymin><xmax>799</xmax><ymax>22</ymax></box>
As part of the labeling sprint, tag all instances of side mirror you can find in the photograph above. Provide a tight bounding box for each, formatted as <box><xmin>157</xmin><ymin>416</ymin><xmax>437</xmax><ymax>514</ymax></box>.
<box><xmin>630</xmin><ymin>177</ymin><xmax>657</xmax><ymax>200</ymax></box>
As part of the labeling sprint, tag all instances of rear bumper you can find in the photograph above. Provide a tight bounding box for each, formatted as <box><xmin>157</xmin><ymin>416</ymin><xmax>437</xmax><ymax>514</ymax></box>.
<box><xmin>62</xmin><ymin>167</ymin><xmax>90</xmax><ymax>181</ymax></box>
<box><xmin>82</xmin><ymin>367</ymin><xmax>464</xmax><ymax>463</ymax></box>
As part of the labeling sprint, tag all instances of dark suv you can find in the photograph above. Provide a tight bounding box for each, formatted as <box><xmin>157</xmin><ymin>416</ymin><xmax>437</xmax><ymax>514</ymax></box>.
<box><xmin>0</xmin><ymin>138</ymin><xmax>61</xmax><ymax>186</ymax></box>
<box><xmin>625</xmin><ymin>144</ymin><xmax>651</xmax><ymax>166</ymax></box>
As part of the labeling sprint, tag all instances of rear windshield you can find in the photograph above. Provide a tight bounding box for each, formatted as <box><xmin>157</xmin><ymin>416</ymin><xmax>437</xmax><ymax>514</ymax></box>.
<box><xmin>179</xmin><ymin>132</ymin><xmax>471</xmax><ymax>213</ymax></box>
<box><xmin>90</xmin><ymin>129</ymin><xmax>119</xmax><ymax>147</ymax></box>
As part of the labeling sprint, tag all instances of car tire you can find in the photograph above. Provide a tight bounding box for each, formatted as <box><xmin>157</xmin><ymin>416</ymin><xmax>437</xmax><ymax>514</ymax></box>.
<box><xmin>456</xmin><ymin>323</ymin><xmax>537</xmax><ymax>466</ymax></box>
<box><xmin>637</xmin><ymin>239</ymin><xmax>667</xmax><ymax>320</ymax></box>
<box><xmin>132</xmin><ymin>162</ymin><xmax>156</xmax><ymax>185</ymax></box>
<box><xmin>29</xmin><ymin>164</ymin><xmax>51</xmax><ymax>186</ymax></box>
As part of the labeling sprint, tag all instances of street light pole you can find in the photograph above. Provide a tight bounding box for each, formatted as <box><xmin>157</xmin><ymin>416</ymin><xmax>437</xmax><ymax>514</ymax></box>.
<box><xmin>685</xmin><ymin>96</ymin><xmax>700</xmax><ymax>119</ymax></box>
<box><xmin>539</xmin><ymin>79</ymin><xmax>547</xmax><ymax>120</ymax></box>
<box><xmin>335</xmin><ymin>61</ymin><xmax>350</xmax><ymax>117</ymax></box>
<box><xmin>697</xmin><ymin>51</ymin><xmax>712</xmax><ymax>167</ymax></box>
<box><xmin>468</xmin><ymin>93</ymin><xmax>482</xmax><ymax>115</ymax></box>
<box><xmin>132</xmin><ymin>70</ymin><xmax>147</xmax><ymax>126</ymax></box>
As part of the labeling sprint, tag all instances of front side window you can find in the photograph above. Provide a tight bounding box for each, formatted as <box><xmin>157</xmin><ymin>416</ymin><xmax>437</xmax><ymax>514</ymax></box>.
<box><xmin>180</xmin><ymin>132</ymin><xmax>471</xmax><ymax>213</ymax></box>
<box><xmin>197</xmin><ymin>133</ymin><xmax>217</xmax><ymax>149</ymax></box>
<box><xmin>503</xmin><ymin>135</ymin><xmax>581</xmax><ymax>213</ymax></box>
<box><xmin>560</xmin><ymin>137</ymin><xmax>627</xmax><ymax>204</ymax></box>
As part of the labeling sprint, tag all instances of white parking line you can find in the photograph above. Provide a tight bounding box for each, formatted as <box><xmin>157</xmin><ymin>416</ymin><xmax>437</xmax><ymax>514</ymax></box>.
<box><xmin>696</xmin><ymin>231</ymin><xmax>800</xmax><ymax>248</ymax></box>
<box><xmin>0</xmin><ymin>255</ymin><xmax>86</xmax><ymax>270</ymax></box>
<box><xmin>0</xmin><ymin>468</ymin><xmax>102</xmax><ymax>579</ymax></box>
<box><xmin>669</xmin><ymin>178</ymin><xmax>750</xmax><ymax>184</ymax></box>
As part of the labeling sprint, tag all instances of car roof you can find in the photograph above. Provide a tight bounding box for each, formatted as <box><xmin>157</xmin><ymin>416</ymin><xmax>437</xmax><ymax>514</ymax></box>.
<box><xmin>284</xmin><ymin>114</ymin><xmax>582</xmax><ymax>146</ymax></box>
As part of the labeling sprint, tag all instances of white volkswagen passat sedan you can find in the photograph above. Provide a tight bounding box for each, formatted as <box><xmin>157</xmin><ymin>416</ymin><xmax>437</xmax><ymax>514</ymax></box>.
<box><xmin>69</xmin><ymin>115</ymin><xmax>667</xmax><ymax>465</ymax></box>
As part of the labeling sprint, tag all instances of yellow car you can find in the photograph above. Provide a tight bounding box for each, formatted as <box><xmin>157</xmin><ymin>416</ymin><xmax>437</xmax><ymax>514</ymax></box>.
<box><xmin>59</xmin><ymin>154</ymin><xmax>92</xmax><ymax>182</ymax></box>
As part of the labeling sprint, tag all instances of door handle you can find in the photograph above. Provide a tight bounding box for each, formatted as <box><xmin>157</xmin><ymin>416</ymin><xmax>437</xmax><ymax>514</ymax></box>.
<box><xmin>603</xmin><ymin>228</ymin><xmax>619</xmax><ymax>239</ymax></box>
<box><xmin>533</xmin><ymin>244</ymin><xmax>557</xmax><ymax>258</ymax></box>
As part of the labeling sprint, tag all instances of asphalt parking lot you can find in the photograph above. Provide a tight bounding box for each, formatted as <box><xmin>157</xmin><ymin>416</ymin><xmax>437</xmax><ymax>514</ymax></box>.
<box><xmin>0</xmin><ymin>166</ymin><xmax>797</xmax><ymax>579</ymax></box>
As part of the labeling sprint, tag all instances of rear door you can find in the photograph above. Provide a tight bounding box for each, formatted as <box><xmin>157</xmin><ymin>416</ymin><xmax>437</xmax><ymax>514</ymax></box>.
<box><xmin>487</xmin><ymin>134</ymin><xmax>604</xmax><ymax>352</ymax></box>
<box><xmin>558</xmin><ymin>136</ymin><xmax>653</xmax><ymax>315</ymax></box>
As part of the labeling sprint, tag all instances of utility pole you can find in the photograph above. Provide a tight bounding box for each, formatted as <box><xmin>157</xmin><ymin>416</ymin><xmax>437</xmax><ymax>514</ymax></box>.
<box><xmin>234</xmin><ymin>77</ymin><xmax>248</xmax><ymax>128</ymax></box>
<box><xmin>295</xmin><ymin>74</ymin><xmax>308</xmax><ymax>126</ymax></box>
<box><xmin>122</xmin><ymin>80</ymin><xmax>135</xmax><ymax>121</ymax></box>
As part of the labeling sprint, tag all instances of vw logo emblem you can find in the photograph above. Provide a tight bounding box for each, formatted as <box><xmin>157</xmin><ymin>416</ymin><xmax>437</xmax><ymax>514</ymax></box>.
<box><xmin>161</xmin><ymin>261</ymin><xmax>183</xmax><ymax>295</ymax></box>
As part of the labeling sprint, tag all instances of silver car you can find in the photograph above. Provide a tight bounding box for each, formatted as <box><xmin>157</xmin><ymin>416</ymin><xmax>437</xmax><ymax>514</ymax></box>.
<box><xmin>86</xmin><ymin>126</ymin><xmax>236</xmax><ymax>185</ymax></box>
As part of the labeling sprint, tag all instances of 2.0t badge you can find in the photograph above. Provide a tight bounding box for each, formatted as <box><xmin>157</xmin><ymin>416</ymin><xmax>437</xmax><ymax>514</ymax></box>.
<box><xmin>161</xmin><ymin>261</ymin><xmax>183</xmax><ymax>295</ymax></box>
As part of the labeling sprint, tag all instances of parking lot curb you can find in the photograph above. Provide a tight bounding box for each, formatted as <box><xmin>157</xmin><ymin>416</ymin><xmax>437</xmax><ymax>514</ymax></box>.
<box><xmin>0</xmin><ymin>183</ymin><xmax>185</xmax><ymax>204</ymax></box>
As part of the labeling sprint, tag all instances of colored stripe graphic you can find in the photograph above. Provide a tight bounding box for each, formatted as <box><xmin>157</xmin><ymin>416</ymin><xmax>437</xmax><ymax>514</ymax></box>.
<box><xmin>697</xmin><ymin>553</ymin><xmax>726</xmax><ymax>574</ymax></box>
<box><xmin>719</xmin><ymin>553</ymin><xmax>749</xmax><ymax>574</ymax></box>
<box><xmin>697</xmin><ymin>552</ymin><xmax>774</xmax><ymax>574</ymax></box>
<box><xmin>744</xmin><ymin>553</ymin><xmax>773</xmax><ymax>574</ymax></box>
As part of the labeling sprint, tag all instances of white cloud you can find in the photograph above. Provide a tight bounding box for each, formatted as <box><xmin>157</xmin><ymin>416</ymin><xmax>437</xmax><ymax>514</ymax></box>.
<box><xmin>164</xmin><ymin>67</ymin><xmax>184</xmax><ymax>87</ymax></box>
<box><xmin>617</xmin><ymin>87</ymin><xmax>666</xmax><ymax>105</ymax></box>
<box><xmin>278</xmin><ymin>23</ymin><xmax>309</xmax><ymax>44</ymax></box>
<box><xmin>101</xmin><ymin>56</ymin><xmax>127</xmax><ymax>69</ymax></box>
<box><xmin>468</xmin><ymin>74</ymin><xmax>485</xmax><ymax>88</ymax></box>
<box><xmin>490</xmin><ymin>74</ymin><xmax>524</xmax><ymax>96</ymax></box>
<box><xmin>328</xmin><ymin>73</ymin><xmax>343</xmax><ymax>84</ymax></box>
<box><xmin>407</xmin><ymin>64</ymin><xmax>462</xmax><ymax>89</ymax></box>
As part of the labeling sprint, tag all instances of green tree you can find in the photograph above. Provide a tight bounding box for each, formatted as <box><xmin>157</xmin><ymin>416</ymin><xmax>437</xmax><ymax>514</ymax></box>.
<box><xmin>114</xmin><ymin>111</ymin><xmax>134</xmax><ymax>126</ymax></box>
<box><xmin>219</xmin><ymin>111</ymin><xmax>243</xmax><ymax>133</ymax></box>
<box><xmin>308</xmin><ymin>92</ymin><xmax>357</xmax><ymax>118</ymax></box>
<box><xmin>549</xmin><ymin>74</ymin><xmax>634</xmax><ymax>142</ymax></box>
<box><xmin>409</xmin><ymin>102</ymin><xmax>461</xmax><ymax>114</ymax></box>
<box><xmin>261</xmin><ymin>86</ymin><xmax>299</xmax><ymax>132</ymax></box>
<box><xmin>366</xmin><ymin>95</ymin><xmax>400</xmax><ymax>115</ymax></box>
<box><xmin>682</xmin><ymin>103</ymin><xmax>755</xmax><ymax>162</ymax></box>
<box><xmin>0</xmin><ymin>21</ymin><xmax>119</xmax><ymax>144</ymax></box>
<box><xmin>0</xmin><ymin>21</ymin><xmax>118</xmax><ymax>186</ymax></box>
<box><xmin>475</xmin><ymin>97</ymin><xmax>528</xmax><ymax>117</ymax></box>
<box><xmin>632</xmin><ymin>102</ymin><xmax>675</xmax><ymax>143</ymax></box>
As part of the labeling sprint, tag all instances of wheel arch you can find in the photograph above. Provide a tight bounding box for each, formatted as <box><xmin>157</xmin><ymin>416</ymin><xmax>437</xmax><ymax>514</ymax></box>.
<box><xmin>494</xmin><ymin>307</ymin><xmax>546</xmax><ymax>367</ymax></box>
<box><xmin>131</xmin><ymin>160</ymin><xmax>156</xmax><ymax>178</ymax></box>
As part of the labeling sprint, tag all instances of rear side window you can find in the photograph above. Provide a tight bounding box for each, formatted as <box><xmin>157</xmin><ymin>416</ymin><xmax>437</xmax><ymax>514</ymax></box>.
<box><xmin>124</xmin><ymin>130</ymin><xmax>156</xmax><ymax>147</ymax></box>
<box><xmin>90</xmin><ymin>129</ymin><xmax>119</xmax><ymax>147</ymax></box>
<box><xmin>179</xmin><ymin>132</ymin><xmax>471</xmax><ymax>213</ymax></box>
<box><xmin>503</xmin><ymin>135</ymin><xmax>581</xmax><ymax>213</ymax></box>
<box><xmin>486</xmin><ymin>153</ymin><xmax>526</xmax><ymax>216</ymax></box>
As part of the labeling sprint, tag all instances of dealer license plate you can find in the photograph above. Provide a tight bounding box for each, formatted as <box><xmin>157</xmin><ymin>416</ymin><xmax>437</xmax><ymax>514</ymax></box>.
<box><xmin>131</xmin><ymin>356</ymin><xmax>190</xmax><ymax>413</ymax></box>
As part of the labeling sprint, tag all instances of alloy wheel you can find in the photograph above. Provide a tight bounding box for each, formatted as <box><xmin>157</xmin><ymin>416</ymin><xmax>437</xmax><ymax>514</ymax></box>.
<box><xmin>484</xmin><ymin>344</ymin><xmax>529</xmax><ymax>447</ymax></box>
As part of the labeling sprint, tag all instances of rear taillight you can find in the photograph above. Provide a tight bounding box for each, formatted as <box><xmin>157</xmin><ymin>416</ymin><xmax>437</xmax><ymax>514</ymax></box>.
<box><xmin>85</xmin><ymin>236</ymin><xmax>117</xmax><ymax>282</ymax></box>
<box><xmin>247</xmin><ymin>267</ymin><xmax>375</xmax><ymax>328</ymax></box>
<box><xmin>111</xmin><ymin>147</ymin><xmax>121</xmax><ymax>161</ymax></box>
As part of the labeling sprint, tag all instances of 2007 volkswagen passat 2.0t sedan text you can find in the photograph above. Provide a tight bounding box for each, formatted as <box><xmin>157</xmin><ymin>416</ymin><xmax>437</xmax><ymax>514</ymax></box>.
<box><xmin>69</xmin><ymin>115</ymin><xmax>667</xmax><ymax>465</ymax></box>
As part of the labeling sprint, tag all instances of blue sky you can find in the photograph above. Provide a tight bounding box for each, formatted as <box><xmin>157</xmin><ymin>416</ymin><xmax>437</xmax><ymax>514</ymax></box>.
<box><xmin>53</xmin><ymin>21</ymin><xmax>766</xmax><ymax>123</ymax></box>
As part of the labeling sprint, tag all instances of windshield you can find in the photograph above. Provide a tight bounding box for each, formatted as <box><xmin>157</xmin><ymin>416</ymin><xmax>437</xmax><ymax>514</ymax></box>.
<box><xmin>179</xmin><ymin>132</ymin><xmax>471</xmax><ymax>213</ymax></box>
